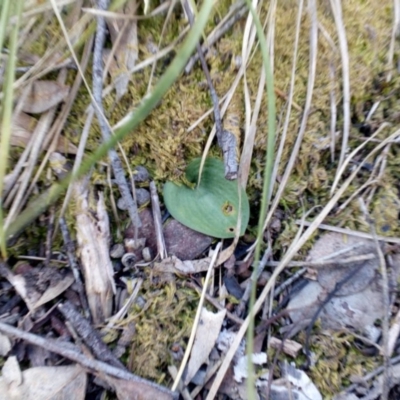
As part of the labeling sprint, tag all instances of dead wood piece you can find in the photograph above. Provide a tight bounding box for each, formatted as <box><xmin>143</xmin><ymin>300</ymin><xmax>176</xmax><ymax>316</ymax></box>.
<box><xmin>74</xmin><ymin>181</ymin><xmax>115</xmax><ymax>324</ymax></box>
<box><xmin>269</xmin><ymin>337</ymin><xmax>302</xmax><ymax>358</ymax></box>
<box><xmin>58</xmin><ymin>301</ymin><xmax>125</xmax><ymax>370</ymax></box>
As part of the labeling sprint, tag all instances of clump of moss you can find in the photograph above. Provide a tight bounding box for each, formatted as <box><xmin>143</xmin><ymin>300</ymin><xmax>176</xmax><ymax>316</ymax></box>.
<box><xmin>120</xmin><ymin>276</ymin><xmax>197</xmax><ymax>383</ymax></box>
<box><xmin>298</xmin><ymin>330</ymin><xmax>377</xmax><ymax>398</ymax></box>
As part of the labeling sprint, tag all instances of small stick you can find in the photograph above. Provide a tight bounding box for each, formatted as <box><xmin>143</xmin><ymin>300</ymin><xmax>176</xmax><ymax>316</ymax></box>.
<box><xmin>295</xmin><ymin>220</ymin><xmax>400</xmax><ymax>244</ymax></box>
<box><xmin>0</xmin><ymin>321</ymin><xmax>178</xmax><ymax>400</ymax></box>
<box><xmin>58</xmin><ymin>301</ymin><xmax>125</xmax><ymax>370</ymax></box>
<box><xmin>182</xmin><ymin>0</ymin><xmax>238</xmax><ymax>179</ymax></box>
<box><xmin>273</xmin><ymin>268</ymin><xmax>307</xmax><ymax>297</ymax></box>
<box><xmin>149</xmin><ymin>181</ymin><xmax>167</xmax><ymax>259</ymax></box>
<box><xmin>44</xmin><ymin>206</ymin><xmax>55</xmax><ymax>267</ymax></box>
<box><xmin>59</xmin><ymin>218</ymin><xmax>90</xmax><ymax>319</ymax></box>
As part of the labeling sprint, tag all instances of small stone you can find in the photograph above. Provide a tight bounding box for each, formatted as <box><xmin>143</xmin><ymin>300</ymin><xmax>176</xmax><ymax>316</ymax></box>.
<box><xmin>136</xmin><ymin>188</ymin><xmax>150</xmax><ymax>206</ymax></box>
<box><xmin>142</xmin><ymin>247</ymin><xmax>152</xmax><ymax>262</ymax></box>
<box><xmin>117</xmin><ymin>197</ymin><xmax>128</xmax><ymax>211</ymax></box>
<box><xmin>110</xmin><ymin>244</ymin><xmax>125</xmax><ymax>258</ymax></box>
<box><xmin>163</xmin><ymin>219</ymin><xmax>213</xmax><ymax>260</ymax></box>
<box><xmin>133</xmin><ymin>166</ymin><xmax>150</xmax><ymax>182</ymax></box>
<box><xmin>124</xmin><ymin>238</ymin><xmax>146</xmax><ymax>253</ymax></box>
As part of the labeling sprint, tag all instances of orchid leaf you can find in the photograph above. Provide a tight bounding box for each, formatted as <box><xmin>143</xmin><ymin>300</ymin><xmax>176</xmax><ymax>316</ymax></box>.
<box><xmin>164</xmin><ymin>158</ymin><xmax>249</xmax><ymax>238</ymax></box>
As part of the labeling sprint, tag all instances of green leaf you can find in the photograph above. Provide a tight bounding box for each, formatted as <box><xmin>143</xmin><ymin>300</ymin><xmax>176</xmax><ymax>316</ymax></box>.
<box><xmin>164</xmin><ymin>158</ymin><xmax>250</xmax><ymax>239</ymax></box>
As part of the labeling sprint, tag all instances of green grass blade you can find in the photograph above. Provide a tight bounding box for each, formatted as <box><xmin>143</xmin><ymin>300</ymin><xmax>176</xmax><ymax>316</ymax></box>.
<box><xmin>0</xmin><ymin>0</ymin><xmax>24</xmax><ymax>256</ymax></box>
<box><xmin>243</xmin><ymin>0</ymin><xmax>276</xmax><ymax>398</ymax></box>
<box><xmin>0</xmin><ymin>1</ymin><xmax>11</xmax><ymax>57</ymax></box>
<box><xmin>5</xmin><ymin>0</ymin><xmax>215</xmax><ymax>241</ymax></box>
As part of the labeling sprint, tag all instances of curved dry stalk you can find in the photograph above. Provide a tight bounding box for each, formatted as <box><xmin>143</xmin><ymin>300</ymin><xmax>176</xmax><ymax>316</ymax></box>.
<box><xmin>330</xmin><ymin>0</ymin><xmax>351</xmax><ymax>179</ymax></box>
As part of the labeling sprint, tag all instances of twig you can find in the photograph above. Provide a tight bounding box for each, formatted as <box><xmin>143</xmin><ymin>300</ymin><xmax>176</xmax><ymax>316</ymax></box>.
<box><xmin>295</xmin><ymin>220</ymin><xmax>400</xmax><ymax>244</ymax></box>
<box><xmin>92</xmin><ymin>0</ymin><xmax>141</xmax><ymax>229</ymax></box>
<box><xmin>0</xmin><ymin>321</ymin><xmax>178</xmax><ymax>400</ymax></box>
<box><xmin>59</xmin><ymin>217</ymin><xmax>90</xmax><ymax>320</ymax></box>
<box><xmin>149</xmin><ymin>181</ymin><xmax>167</xmax><ymax>259</ymax></box>
<box><xmin>182</xmin><ymin>0</ymin><xmax>238</xmax><ymax>179</ymax></box>
<box><xmin>265</xmin><ymin>253</ymin><xmax>376</xmax><ymax>269</ymax></box>
<box><xmin>330</xmin><ymin>0</ymin><xmax>350</xmax><ymax>171</ymax></box>
<box><xmin>44</xmin><ymin>207</ymin><xmax>55</xmax><ymax>267</ymax></box>
<box><xmin>329</xmin><ymin>62</ymin><xmax>337</xmax><ymax>162</ymax></box>
<box><xmin>273</xmin><ymin>268</ymin><xmax>307</xmax><ymax>297</ymax></box>
<box><xmin>58</xmin><ymin>301</ymin><xmax>125</xmax><ymax>370</ymax></box>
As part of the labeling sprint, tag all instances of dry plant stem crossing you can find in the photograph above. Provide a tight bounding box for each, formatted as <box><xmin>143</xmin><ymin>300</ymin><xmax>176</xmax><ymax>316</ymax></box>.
<box><xmin>330</xmin><ymin>0</ymin><xmax>350</xmax><ymax>172</ymax></box>
<box><xmin>92</xmin><ymin>0</ymin><xmax>141</xmax><ymax>229</ymax></box>
<box><xmin>0</xmin><ymin>321</ymin><xmax>178</xmax><ymax>399</ymax></box>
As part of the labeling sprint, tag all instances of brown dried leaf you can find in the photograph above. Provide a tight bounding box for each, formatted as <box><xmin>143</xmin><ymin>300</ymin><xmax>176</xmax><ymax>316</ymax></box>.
<box><xmin>19</xmin><ymin>80</ymin><xmax>69</xmax><ymax>114</ymax></box>
<box><xmin>0</xmin><ymin>362</ymin><xmax>86</xmax><ymax>400</ymax></box>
